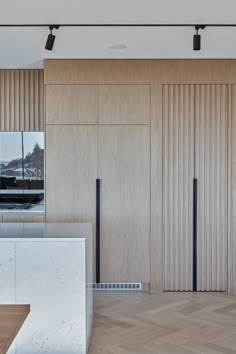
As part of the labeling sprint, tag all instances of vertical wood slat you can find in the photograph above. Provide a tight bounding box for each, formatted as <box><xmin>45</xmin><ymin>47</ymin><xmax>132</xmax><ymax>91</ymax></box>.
<box><xmin>24</xmin><ymin>70</ymin><xmax>29</xmax><ymax>131</ymax></box>
<box><xmin>195</xmin><ymin>85</ymin><xmax>228</xmax><ymax>291</ymax></box>
<box><xmin>0</xmin><ymin>70</ymin><xmax>44</xmax><ymax>131</ymax></box>
<box><xmin>5</xmin><ymin>71</ymin><xmax>10</xmax><ymax>131</ymax></box>
<box><xmin>151</xmin><ymin>85</ymin><xmax>163</xmax><ymax>291</ymax></box>
<box><xmin>229</xmin><ymin>85</ymin><xmax>236</xmax><ymax>292</ymax></box>
<box><xmin>14</xmin><ymin>70</ymin><xmax>20</xmax><ymax>131</ymax></box>
<box><xmin>9</xmin><ymin>70</ymin><xmax>14</xmax><ymax>131</ymax></box>
<box><xmin>163</xmin><ymin>84</ymin><xmax>194</xmax><ymax>291</ymax></box>
<box><xmin>34</xmin><ymin>71</ymin><xmax>39</xmax><ymax>131</ymax></box>
<box><xmin>19</xmin><ymin>70</ymin><xmax>24</xmax><ymax>130</ymax></box>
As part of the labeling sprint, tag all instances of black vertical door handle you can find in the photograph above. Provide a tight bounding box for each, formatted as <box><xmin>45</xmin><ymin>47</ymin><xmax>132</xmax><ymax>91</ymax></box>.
<box><xmin>193</xmin><ymin>178</ymin><xmax>198</xmax><ymax>292</ymax></box>
<box><xmin>96</xmin><ymin>179</ymin><xmax>101</xmax><ymax>283</ymax></box>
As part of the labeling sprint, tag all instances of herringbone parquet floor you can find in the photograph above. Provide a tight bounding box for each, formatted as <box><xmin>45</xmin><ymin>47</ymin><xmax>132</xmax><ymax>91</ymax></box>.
<box><xmin>89</xmin><ymin>291</ymin><xmax>236</xmax><ymax>354</ymax></box>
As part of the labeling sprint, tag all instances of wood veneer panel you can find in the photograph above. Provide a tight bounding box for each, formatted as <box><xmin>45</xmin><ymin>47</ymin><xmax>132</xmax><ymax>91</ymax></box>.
<box><xmin>151</xmin><ymin>85</ymin><xmax>163</xmax><ymax>291</ymax></box>
<box><xmin>46</xmin><ymin>85</ymin><xmax>97</xmax><ymax>124</ymax></box>
<box><xmin>97</xmin><ymin>60</ymin><xmax>150</xmax><ymax>84</ymax></box>
<box><xmin>45</xmin><ymin>59</ymin><xmax>236</xmax><ymax>85</ymax></box>
<box><xmin>98</xmin><ymin>85</ymin><xmax>150</xmax><ymax>124</ymax></box>
<box><xmin>150</xmin><ymin>60</ymin><xmax>236</xmax><ymax>84</ymax></box>
<box><xmin>99</xmin><ymin>125</ymin><xmax>150</xmax><ymax>283</ymax></box>
<box><xmin>44</xmin><ymin>60</ymin><xmax>100</xmax><ymax>85</ymax></box>
<box><xmin>0</xmin><ymin>70</ymin><xmax>44</xmax><ymax>131</ymax></box>
<box><xmin>163</xmin><ymin>84</ymin><xmax>194</xmax><ymax>291</ymax></box>
<box><xmin>46</xmin><ymin>125</ymin><xmax>97</xmax><ymax>223</ymax></box>
<box><xmin>228</xmin><ymin>85</ymin><xmax>236</xmax><ymax>292</ymax></box>
<box><xmin>195</xmin><ymin>85</ymin><xmax>228</xmax><ymax>291</ymax></box>
<box><xmin>44</xmin><ymin>60</ymin><xmax>150</xmax><ymax>85</ymax></box>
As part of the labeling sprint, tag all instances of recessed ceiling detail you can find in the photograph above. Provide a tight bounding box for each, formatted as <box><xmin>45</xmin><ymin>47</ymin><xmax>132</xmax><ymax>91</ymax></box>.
<box><xmin>109</xmin><ymin>44</ymin><xmax>127</xmax><ymax>50</ymax></box>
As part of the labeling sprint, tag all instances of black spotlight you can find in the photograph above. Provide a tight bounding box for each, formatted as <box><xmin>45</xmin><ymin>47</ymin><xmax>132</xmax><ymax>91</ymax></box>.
<box><xmin>45</xmin><ymin>25</ymin><xmax>59</xmax><ymax>51</ymax></box>
<box><xmin>193</xmin><ymin>25</ymin><xmax>206</xmax><ymax>51</ymax></box>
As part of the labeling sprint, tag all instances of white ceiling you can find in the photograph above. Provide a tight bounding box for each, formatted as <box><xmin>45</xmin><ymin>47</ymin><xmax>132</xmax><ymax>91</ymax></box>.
<box><xmin>1</xmin><ymin>0</ymin><xmax>236</xmax><ymax>68</ymax></box>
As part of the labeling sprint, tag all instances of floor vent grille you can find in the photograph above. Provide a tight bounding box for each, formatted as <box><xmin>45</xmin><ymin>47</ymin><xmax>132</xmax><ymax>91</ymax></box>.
<box><xmin>90</xmin><ymin>283</ymin><xmax>142</xmax><ymax>291</ymax></box>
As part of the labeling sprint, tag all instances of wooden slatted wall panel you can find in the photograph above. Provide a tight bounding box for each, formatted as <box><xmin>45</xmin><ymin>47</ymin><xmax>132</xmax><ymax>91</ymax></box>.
<box><xmin>163</xmin><ymin>85</ymin><xmax>194</xmax><ymax>291</ymax></box>
<box><xmin>195</xmin><ymin>85</ymin><xmax>228</xmax><ymax>291</ymax></box>
<box><xmin>228</xmin><ymin>85</ymin><xmax>236</xmax><ymax>292</ymax></box>
<box><xmin>0</xmin><ymin>70</ymin><xmax>44</xmax><ymax>131</ymax></box>
<box><xmin>151</xmin><ymin>85</ymin><xmax>163</xmax><ymax>291</ymax></box>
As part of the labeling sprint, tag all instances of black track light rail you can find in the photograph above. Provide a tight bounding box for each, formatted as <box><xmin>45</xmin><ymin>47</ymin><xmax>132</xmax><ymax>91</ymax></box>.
<box><xmin>1</xmin><ymin>23</ymin><xmax>236</xmax><ymax>28</ymax></box>
<box><xmin>2</xmin><ymin>23</ymin><xmax>233</xmax><ymax>51</ymax></box>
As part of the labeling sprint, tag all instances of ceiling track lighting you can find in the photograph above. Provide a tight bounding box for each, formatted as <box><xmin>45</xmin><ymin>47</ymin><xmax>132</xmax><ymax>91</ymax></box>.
<box><xmin>45</xmin><ymin>25</ymin><xmax>60</xmax><ymax>51</ymax></box>
<box><xmin>193</xmin><ymin>25</ymin><xmax>206</xmax><ymax>51</ymax></box>
<box><xmin>1</xmin><ymin>23</ymin><xmax>234</xmax><ymax>51</ymax></box>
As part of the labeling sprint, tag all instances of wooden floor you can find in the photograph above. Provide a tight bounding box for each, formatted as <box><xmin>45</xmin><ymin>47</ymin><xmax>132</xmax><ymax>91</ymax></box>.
<box><xmin>89</xmin><ymin>291</ymin><xmax>236</xmax><ymax>354</ymax></box>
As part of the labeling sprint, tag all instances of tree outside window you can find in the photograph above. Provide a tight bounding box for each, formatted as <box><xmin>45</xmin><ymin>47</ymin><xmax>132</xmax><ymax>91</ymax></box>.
<box><xmin>0</xmin><ymin>132</ymin><xmax>44</xmax><ymax>189</ymax></box>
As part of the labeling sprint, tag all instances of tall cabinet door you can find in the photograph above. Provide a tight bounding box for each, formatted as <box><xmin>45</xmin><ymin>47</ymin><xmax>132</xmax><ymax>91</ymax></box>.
<box><xmin>98</xmin><ymin>125</ymin><xmax>150</xmax><ymax>283</ymax></box>
<box><xmin>46</xmin><ymin>125</ymin><xmax>97</xmax><ymax>224</ymax></box>
<box><xmin>195</xmin><ymin>85</ymin><xmax>228</xmax><ymax>291</ymax></box>
<box><xmin>163</xmin><ymin>85</ymin><xmax>195</xmax><ymax>291</ymax></box>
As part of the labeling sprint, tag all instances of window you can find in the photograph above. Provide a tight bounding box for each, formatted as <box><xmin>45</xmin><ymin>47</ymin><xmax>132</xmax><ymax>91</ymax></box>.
<box><xmin>0</xmin><ymin>132</ymin><xmax>44</xmax><ymax>190</ymax></box>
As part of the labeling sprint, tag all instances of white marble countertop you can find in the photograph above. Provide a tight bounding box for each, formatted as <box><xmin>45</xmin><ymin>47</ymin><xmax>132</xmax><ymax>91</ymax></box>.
<box><xmin>0</xmin><ymin>223</ymin><xmax>92</xmax><ymax>241</ymax></box>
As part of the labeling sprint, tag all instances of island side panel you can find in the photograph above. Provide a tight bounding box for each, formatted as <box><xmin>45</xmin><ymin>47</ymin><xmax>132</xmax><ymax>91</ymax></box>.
<box><xmin>0</xmin><ymin>242</ymin><xmax>15</xmax><ymax>303</ymax></box>
<box><xmin>15</xmin><ymin>241</ymin><xmax>87</xmax><ymax>354</ymax></box>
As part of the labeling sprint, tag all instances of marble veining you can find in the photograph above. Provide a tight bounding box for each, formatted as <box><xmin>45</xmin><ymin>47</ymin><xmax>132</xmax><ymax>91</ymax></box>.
<box><xmin>0</xmin><ymin>223</ymin><xmax>93</xmax><ymax>354</ymax></box>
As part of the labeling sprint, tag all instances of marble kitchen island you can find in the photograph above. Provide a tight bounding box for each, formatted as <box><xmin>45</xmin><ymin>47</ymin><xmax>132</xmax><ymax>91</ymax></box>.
<box><xmin>0</xmin><ymin>223</ymin><xmax>93</xmax><ymax>354</ymax></box>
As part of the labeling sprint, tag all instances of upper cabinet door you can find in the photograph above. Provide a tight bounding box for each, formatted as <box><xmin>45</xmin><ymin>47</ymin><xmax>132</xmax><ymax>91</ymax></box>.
<box><xmin>46</xmin><ymin>85</ymin><xmax>97</xmax><ymax>124</ymax></box>
<box><xmin>98</xmin><ymin>85</ymin><xmax>150</xmax><ymax>124</ymax></box>
<box><xmin>46</xmin><ymin>125</ymin><xmax>97</xmax><ymax>223</ymax></box>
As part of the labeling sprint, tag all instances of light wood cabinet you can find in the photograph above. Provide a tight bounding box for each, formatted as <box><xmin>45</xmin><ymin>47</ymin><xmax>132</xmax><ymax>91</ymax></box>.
<box><xmin>45</xmin><ymin>84</ymin><xmax>151</xmax><ymax>284</ymax></box>
<box><xmin>44</xmin><ymin>60</ymin><xmax>236</xmax><ymax>292</ymax></box>
<box><xmin>46</xmin><ymin>85</ymin><xmax>98</xmax><ymax>124</ymax></box>
<box><xmin>46</xmin><ymin>125</ymin><xmax>97</xmax><ymax>223</ymax></box>
<box><xmin>98</xmin><ymin>125</ymin><xmax>150</xmax><ymax>283</ymax></box>
<box><xmin>45</xmin><ymin>123</ymin><xmax>150</xmax><ymax>283</ymax></box>
<box><xmin>98</xmin><ymin>85</ymin><xmax>150</xmax><ymax>124</ymax></box>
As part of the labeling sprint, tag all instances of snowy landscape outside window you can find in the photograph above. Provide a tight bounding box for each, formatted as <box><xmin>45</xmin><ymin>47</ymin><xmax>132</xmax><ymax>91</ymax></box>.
<box><xmin>0</xmin><ymin>132</ymin><xmax>44</xmax><ymax>190</ymax></box>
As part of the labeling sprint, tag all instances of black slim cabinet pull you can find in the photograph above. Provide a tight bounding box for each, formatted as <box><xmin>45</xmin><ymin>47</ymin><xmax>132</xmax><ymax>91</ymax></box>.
<box><xmin>193</xmin><ymin>178</ymin><xmax>198</xmax><ymax>292</ymax></box>
<box><xmin>96</xmin><ymin>179</ymin><xmax>101</xmax><ymax>283</ymax></box>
